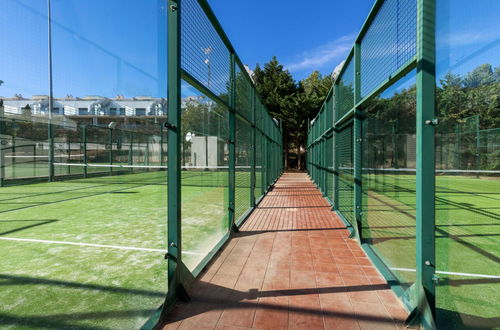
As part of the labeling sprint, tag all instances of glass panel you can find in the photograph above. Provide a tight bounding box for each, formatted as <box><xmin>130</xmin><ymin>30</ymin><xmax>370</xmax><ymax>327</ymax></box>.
<box><xmin>435</xmin><ymin>0</ymin><xmax>500</xmax><ymax>327</ymax></box>
<box><xmin>361</xmin><ymin>71</ymin><xmax>417</xmax><ymax>291</ymax></box>
<box><xmin>181</xmin><ymin>80</ymin><xmax>229</xmax><ymax>271</ymax></box>
<box><xmin>0</xmin><ymin>0</ymin><xmax>49</xmax><ymax>182</ymax></box>
<box><xmin>0</xmin><ymin>1</ymin><xmax>168</xmax><ymax>328</ymax></box>
<box><xmin>235</xmin><ymin>116</ymin><xmax>252</xmax><ymax>221</ymax></box>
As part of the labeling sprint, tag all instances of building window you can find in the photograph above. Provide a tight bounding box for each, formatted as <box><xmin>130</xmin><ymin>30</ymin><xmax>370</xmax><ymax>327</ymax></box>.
<box><xmin>135</xmin><ymin>108</ymin><xmax>146</xmax><ymax>116</ymax></box>
<box><xmin>78</xmin><ymin>108</ymin><xmax>89</xmax><ymax>115</ymax></box>
<box><xmin>119</xmin><ymin>108</ymin><xmax>126</xmax><ymax>116</ymax></box>
<box><xmin>109</xmin><ymin>108</ymin><xmax>117</xmax><ymax>116</ymax></box>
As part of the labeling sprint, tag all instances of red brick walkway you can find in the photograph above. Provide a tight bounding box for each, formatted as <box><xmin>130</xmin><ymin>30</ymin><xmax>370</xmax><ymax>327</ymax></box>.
<box><xmin>161</xmin><ymin>173</ymin><xmax>408</xmax><ymax>330</ymax></box>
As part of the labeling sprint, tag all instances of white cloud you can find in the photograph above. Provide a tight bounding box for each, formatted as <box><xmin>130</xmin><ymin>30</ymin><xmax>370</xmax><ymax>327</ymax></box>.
<box><xmin>442</xmin><ymin>31</ymin><xmax>498</xmax><ymax>48</ymax></box>
<box><xmin>285</xmin><ymin>34</ymin><xmax>355</xmax><ymax>73</ymax></box>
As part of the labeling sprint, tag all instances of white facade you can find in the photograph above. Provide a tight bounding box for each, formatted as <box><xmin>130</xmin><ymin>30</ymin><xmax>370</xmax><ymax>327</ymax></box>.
<box><xmin>0</xmin><ymin>95</ymin><xmax>168</xmax><ymax>117</ymax></box>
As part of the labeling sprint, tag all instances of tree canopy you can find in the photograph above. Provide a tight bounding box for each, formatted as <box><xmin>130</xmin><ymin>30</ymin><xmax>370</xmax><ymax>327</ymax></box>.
<box><xmin>253</xmin><ymin>57</ymin><xmax>332</xmax><ymax>169</ymax></box>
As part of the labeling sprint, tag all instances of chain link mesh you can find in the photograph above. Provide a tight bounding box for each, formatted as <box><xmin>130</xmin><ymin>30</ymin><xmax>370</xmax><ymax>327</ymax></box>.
<box><xmin>181</xmin><ymin>0</ymin><xmax>230</xmax><ymax>102</ymax></box>
<box><xmin>337</xmin><ymin>124</ymin><xmax>354</xmax><ymax>224</ymax></box>
<box><xmin>337</xmin><ymin>60</ymin><xmax>355</xmax><ymax>121</ymax></box>
<box><xmin>360</xmin><ymin>0</ymin><xmax>417</xmax><ymax>98</ymax></box>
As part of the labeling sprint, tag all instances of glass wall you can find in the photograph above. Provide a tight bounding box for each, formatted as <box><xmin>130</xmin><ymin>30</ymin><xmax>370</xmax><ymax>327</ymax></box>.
<box><xmin>435</xmin><ymin>0</ymin><xmax>500</xmax><ymax>327</ymax></box>
<box><xmin>362</xmin><ymin>71</ymin><xmax>417</xmax><ymax>292</ymax></box>
<box><xmin>180</xmin><ymin>83</ymin><xmax>229</xmax><ymax>270</ymax></box>
<box><xmin>0</xmin><ymin>0</ymin><xmax>282</xmax><ymax>328</ymax></box>
<box><xmin>0</xmin><ymin>0</ymin><xmax>168</xmax><ymax>328</ymax></box>
<box><xmin>307</xmin><ymin>0</ymin><xmax>499</xmax><ymax>328</ymax></box>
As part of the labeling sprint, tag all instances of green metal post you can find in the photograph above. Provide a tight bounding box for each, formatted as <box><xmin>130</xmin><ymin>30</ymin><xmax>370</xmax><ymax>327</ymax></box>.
<box><xmin>160</xmin><ymin>124</ymin><xmax>164</xmax><ymax>166</ymax></box>
<box><xmin>109</xmin><ymin>128</ymin><xmax>113</xmax><ymax>176</ymax></box>
<box><xmin>166</xmin><ymin>0</ymin><xmax>183</xmax><ymax>301</ymax></box>
<box><xmin>48</xmin><ymin>123</ymin><xmax>54</xmax><ymax>181</ymax></box>
<box><xmin>261</xmin><ymin>133</ymin><xmax>265</xmax><ymax>195</ymax></box>
<box><xmin>146</xmin><ymin>134</ymin><xmax>150</xmax><ymax>170</ymax></box>
<box><xmin>0</xmin><ymin>116</ymin><xmax>4</xmax><ymax>187</ymax></box>
<box><xmin>67</xmin><ymin>128</ymin><xmax>71</xmax><ymax>175</ymax></box>
<box><xmin>250</xmin><ymin>89</ymin><xmax>256</xmax><ymax>207</ymax></box>
<box><xmin>416</xmin><ymin>0</ymin><xmax>436</xmax><ymax>327</ymax></box>
<box><xmin>455</xmin><ymin>124</ymin><xmax>461</xmax><ymax>169</ymax></box>
<box><xmin>228</xmin><ymin>52</ymin><xmax>236</xmax><ymax>231</ymax></box>
<box><xmin>476</xmin><ymin>117</ymin><xmax>480</xmax><ymax>175</ymax></box>
<box><xmin>129</xmin><ymin>131</ymin><xmax>133</xmax><ymax>173</ymax></box>
<box><xmin>353</xmin><ymin>42</ymin><xmax>362</xmax><ymax>242</ymax></box>
<box><xmin>48</xmin><ymin>0</ymin><xmax>54</xmax><ymax>182</ymax></box>
<box><xmin>322</xmin><ymin>137</ymin><xmax>326</xmax><ymax>196</ymax></box>
<box><xmin>83</xmin><ymin>125</ymin><xmax>87</xmax><ymax>178</ymax></box>
<box><xmin>333</xmin><ymin>84</ymin><xmax>340</xmax><ymax>211</ymax></box>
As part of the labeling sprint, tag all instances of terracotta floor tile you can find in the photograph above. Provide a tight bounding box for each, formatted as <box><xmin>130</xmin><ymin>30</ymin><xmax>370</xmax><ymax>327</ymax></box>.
<box><xmin>321</xmin><ymin>298</ymin><xmax>360</xmax><ymax>330</ymax></box>
<box><xmin>160</xmin><ymin>173</ymin><xmax>405</xmax><ymax>330</ymax></box>
<box><xmin>352</xmin><ymin>302</ymin><xmax>397</xmax><ymax>330</ymax></box>
<box><xmin>253</xmin><ymin>296</ymin><xmax>289</xmax><ymax>330</ymax></box>
<box><xmin>217</xmin><ymin>301</ymin><xmax>256</xmax><ymax>328</ymax></box>
<box><xmin>348</xmin><ymin>290</ymin><xmax>382</xmax><ymax>304</ymax></box>
<box><xmin>289</xmin><ymin>295</ymin><xmax>324</xmax><ymax>329</ymax></box>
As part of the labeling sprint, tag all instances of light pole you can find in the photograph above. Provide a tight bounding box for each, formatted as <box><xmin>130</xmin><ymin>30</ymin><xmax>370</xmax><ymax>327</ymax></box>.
<box><xmin>203</xmin><ymin>46</ymin><xmax>213</xmax><ymax>169</ymax></box>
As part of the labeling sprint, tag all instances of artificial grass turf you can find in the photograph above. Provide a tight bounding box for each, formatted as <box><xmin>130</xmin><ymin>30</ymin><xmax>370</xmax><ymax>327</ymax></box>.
<box><xmin>0</xmin><ymin>170</ymin><xmax>235</xmax><ymax>329</ymax></box>
<box><xmin>359</xmin><ymin>174</ymin><xmax>500</xmax><ymax>328</ymax></box>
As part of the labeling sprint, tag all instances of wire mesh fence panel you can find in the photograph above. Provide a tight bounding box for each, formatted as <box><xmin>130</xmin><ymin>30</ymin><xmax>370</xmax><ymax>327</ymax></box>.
<box><xmin>86</xmin><ymin>126</ymin><xmax>111</xmax><ymax>175</ymax></box>
<box><xmin>326</xmin><ymin>133</ymin><xmax>334</xmax><ymax>200</ymax></box>
<box><xmin>1</xmin><ymin>118</ymin><xmax>50</xmax><ymax>180</ymax></box>
<box><xmin>235</xmin><ymin>116</ymin><xmax>252</xmax><ymax>221</ymax></box>
<box><xmin>255</xmin><ymin>130</ymin><xmax>263</xmax><ymax>200</ymax></box>
<box><xmin>235</xmin><ymin>64</ymin><xmax>253</xmax><ymax>122</ymax></box>
<box><xmin>337</xmin><ymin>124</ymin><xmax>354</xmax><ymax>224</ymax></box>
<box><xmin>180</xmin><ymin>0</ymin><xmax>230</xmax><ymax>103</ymax></box>
<box><xmin>336</xmin><ymin>60</ymin><xmax>355</xmax><ymax>121</ymax></box>
<box><xmin>360</xmin><ymin>0</ymin><xmax>417</xmax><ymax>98</ymax></box>
<box><xmin>479</xmin><ymin>128</ymin><xmax>500</xmax><ymax>170</ymax></box>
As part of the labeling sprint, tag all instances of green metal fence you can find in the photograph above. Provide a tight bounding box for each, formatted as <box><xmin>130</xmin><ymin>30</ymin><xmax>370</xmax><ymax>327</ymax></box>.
<box><xmin>0</xmin><ymin>116</ymin><xmax>167</xmax><ymax>185</ymax></box>
<box><xmin>0</xmin><ymin>0</ymin><xmax>282</xmax><ymax>327</ymax></box>
<box><xmin>307</xmin><ymin>0</ymin><xmax>499</xmax><ymax>328</ymax></box>
<box><xmin>165</xmin><ymin>0</ymin><xmax>283</xmax><ymax>321</ymax></box>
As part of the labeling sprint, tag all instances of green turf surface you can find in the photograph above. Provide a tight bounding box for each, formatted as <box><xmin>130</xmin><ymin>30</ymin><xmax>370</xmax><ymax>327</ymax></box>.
<box><xmin>360</xmin><ymin>174</ymin><xmax>500</xmax><ymax>328</ymax></box>
<box><xmin>0</xmin><ymin>170</ymin><xmax>235</xmax><ymax>329</ymax></box>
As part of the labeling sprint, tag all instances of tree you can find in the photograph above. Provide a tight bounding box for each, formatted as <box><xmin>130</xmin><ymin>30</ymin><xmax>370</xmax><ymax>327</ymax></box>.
<box><xmin>463</xmin><ymin>63</ymin><xmax>495</xmax><ymax>88</ymax></box>
<box><xmin>254</xmin><ymin>57</ymin><xmax>333</xmax><ymax>170</ymax></box>
<box><xmin>253</xmin><ymin>57</ymin><xmax>297</xmax><ymax>169</ymax></box>
<box><xmin>253</xmin><ymin>56</ymin><xmax>297</xmax><ymax>120</ymax></box>
<box><xmin>291</xmin><ymin>71</ymin><xmax>333</xmax><ymax>169</ymax></box>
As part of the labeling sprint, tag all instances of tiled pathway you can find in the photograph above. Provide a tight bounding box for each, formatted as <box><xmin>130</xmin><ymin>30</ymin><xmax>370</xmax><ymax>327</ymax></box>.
<box><xmin>161</xmin><ymin>173</ymin><xmax>408</xmax><ymax>329</ymax></box>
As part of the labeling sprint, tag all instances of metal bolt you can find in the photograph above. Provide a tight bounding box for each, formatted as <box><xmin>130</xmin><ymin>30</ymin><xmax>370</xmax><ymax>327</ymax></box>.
<box><xmin>170</xmin><ymin>242</ymin><xmax>177</xmax><ymax>248</ymax></box>
<box><xmin>425</xmin><ymin>118</ymin><xmax>439</xmax><ymax>126</ymax></box>
<box><xmin>425</xmin><ymin>260</ymin><xmax>431</xmax><ymax>266</ymax></box>
<box><xmin>170</xmin><ymin>4</ymin><xmax>177</xmax><ymax>11</ymax></box>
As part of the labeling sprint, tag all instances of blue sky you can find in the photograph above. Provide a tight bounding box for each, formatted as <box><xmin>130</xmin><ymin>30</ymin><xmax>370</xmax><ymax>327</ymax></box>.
<box><xmin>207</xmin><ymin>0</ymin><xmax>374</xmax><ymax>81</ymax></box>
<box><xmin>0</xmin><ymin>0</ymin><xmax>498</xmax><ymax>99</ymax></box>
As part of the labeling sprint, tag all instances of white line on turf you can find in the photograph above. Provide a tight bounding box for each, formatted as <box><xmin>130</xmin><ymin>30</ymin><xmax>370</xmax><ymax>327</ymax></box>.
<box><xmin>390</xmin><ymin>267</ymin><xmax>500</xmax><ymax>279</ymax></box>
<box><xmin>0</xmin><ymin>237</ymin><xmax>202</xmax><ymax>255</ymax></box>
